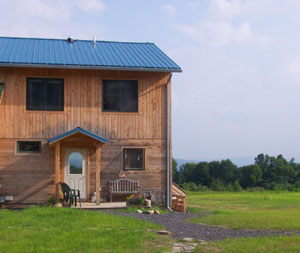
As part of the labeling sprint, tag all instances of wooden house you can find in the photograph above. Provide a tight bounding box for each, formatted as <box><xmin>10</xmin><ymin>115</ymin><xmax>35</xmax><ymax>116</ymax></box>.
<box><xmin>0</xmin><ymin>36</ymin><xmax>182</xmax><ymax>208</ymax></box>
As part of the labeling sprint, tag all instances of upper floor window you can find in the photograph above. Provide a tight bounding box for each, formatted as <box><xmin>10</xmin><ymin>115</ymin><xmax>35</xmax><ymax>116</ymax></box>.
<box><xmin>102</xmin><ymin>80</ymin><xmax>138</xmax><ymax>112</ymax></box>
<box><xmin>26</xmin><ymin>78</ymin><xmax>64</xmax><ymax>111</ymax></box>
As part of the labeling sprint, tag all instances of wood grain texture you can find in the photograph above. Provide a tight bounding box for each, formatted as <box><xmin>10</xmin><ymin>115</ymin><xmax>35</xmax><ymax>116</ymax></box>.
<box><xmin>96</xmin><ymin>145</ymin><xmax>100</xmax><ymax>205</ymax></box>
<box><xmin>0</xmin><ymin>67</ymin><xmax>171</xmax><ymax>205</ymax></box>
<box><xmin>55</xmin><ymin>142</ymin><xmax>60</xmax><ymax>203</ymax></box>
<box><xmin>0</xmin><ymin>67</ymin><xmax>170</xmax><ymax>140</ymax></box>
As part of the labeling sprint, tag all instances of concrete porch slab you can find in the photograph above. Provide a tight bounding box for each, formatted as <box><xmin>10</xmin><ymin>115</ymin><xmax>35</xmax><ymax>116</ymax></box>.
<box><xmin>72</xmin><ymin>202</ymin><xmax>127</xmax><ymax>209</ymax></box>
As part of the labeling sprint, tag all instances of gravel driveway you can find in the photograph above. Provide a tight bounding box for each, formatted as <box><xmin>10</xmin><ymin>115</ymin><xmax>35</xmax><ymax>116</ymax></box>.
<box><xmin>108</xmin><ymin>211</ymin><xmax>300</xmax><ymax>241</ymax></box>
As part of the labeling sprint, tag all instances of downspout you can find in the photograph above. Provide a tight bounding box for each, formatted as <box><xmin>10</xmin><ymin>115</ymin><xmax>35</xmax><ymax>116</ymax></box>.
<box><xmin>166</xmin><ymin>74</ymin><xmax>173</xmax><ymax>212</ymax></box>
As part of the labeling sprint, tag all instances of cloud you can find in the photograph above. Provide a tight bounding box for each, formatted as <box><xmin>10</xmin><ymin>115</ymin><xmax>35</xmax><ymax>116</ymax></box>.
<box><xmin>176</xmin><ymin>21</ymin><xmax>269</xmax><ymax>46</ymax></box>
<box><xmin>175</xmin><ymin>0</ymin><xmax>270</xmax><ymax>47</ymax></box>
<box><xmin>209</xmin><ymin>0</ymin><xmax>242</xmax><ymax>20</ymax></box>
<box><xmin>74</xmin><ymin>0</ymin><xmax>104</xmax><ymax>13</ymax></box>
<box><xmin>163</xmin><ymin>4</ymin><xmax>176</xmax><ymax>16</ymax></box>
<box><xmin>288</xmin><ymin>60</ymin><xmax>300</xmax><ymax>75</ymax></box>
<box><xmin>186</xmin><ymin>2</ymin><xmax>198</xmax><ymax>8</ymax></box>
<box><xmin>0</xmin><ymin>0</ymin><xmax>105</xmax><ymax>39</ymax></box>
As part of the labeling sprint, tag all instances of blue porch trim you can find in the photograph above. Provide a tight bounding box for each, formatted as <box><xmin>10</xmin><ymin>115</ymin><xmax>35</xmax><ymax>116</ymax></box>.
<box><xmin>48</xmin><ymin>127</ymin><xmax>109</xmax><ymax>144</ymax></box>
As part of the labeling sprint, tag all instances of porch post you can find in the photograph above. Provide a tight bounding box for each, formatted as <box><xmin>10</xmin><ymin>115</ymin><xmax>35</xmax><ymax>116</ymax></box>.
<box><xmin>96</xmin><ymin>144</ymin><xmax>101</xmax><ymax>205</ymax></box>
<box><xmin>55</xmin><ymin>142</ymin><xmax>61</xmax><ymax>203</ymax></box>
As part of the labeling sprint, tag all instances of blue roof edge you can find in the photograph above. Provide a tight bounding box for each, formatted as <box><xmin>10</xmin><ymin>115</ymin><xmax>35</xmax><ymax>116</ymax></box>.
<box><xmin>48</xmin><ymin>127</ymin><xmax>109</xmax><ymax>144</ymax></box>
<box><xmin>0</xmin><ymin>63</ymin><xmax>182</xmax><ymax>72</ymax></box>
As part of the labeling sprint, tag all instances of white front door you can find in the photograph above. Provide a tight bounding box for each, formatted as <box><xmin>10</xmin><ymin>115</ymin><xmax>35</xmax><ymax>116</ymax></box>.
<box><xmin>64</xmin><ymin>149</ymin><xmax>87</xmax><ymax>199</ymax></box>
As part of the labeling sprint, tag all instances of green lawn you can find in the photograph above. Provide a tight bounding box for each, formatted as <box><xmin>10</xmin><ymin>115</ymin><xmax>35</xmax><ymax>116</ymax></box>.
<box><xmin>0</xmin><ymin>207</ymin><xmax>171</xmax><ymax>253</ymax></box>
<box><xmin>187</xmin><ymin>191</ymin><xmax>300</xmax><ymax>230</ymax></box>
<box><xmin>196</xmin><ymin>236</ymin><xmax>300</xmax><ymax>253</ymax></box>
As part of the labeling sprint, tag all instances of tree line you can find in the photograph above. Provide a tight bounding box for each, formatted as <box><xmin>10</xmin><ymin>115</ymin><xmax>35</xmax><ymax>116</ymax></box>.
<box><xmin>173</xmin><ymin>154</ymin><xmax>300</xmax><ymax>191</ymax></box>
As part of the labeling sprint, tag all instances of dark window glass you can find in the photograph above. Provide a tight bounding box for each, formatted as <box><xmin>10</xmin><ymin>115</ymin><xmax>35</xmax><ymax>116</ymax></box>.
<box><xmin>17</xmin><ymin>141</ymin><xmax>41</xmax><ymax>153</ymax></box>
<box><xmin>27</xmin><ymin>79</ymin><xmax>45</xmax><ymax>110</ymax></box>
<box><xmin>121</xmin><ymin>81</ymin><xmax>138</xmax><ymax>112</ymax></box>
<box><xmin>123</xmin><ymin>148</ymin><xmax>145</xmax><ymax>170</ymax></box>
<box><xmin>45</xmin><ymin>79</ymin><xmax>64</xmax><ymax>111</ymax></box>
<box><xmin>26</xmin><ymin>78</ymin><xmax>64</xmax><ymax>111</ymax></box>
<box><xmin>102</xmin><ymin>80</ymin><xmax>138</xmax><ymax>112</ymax></box>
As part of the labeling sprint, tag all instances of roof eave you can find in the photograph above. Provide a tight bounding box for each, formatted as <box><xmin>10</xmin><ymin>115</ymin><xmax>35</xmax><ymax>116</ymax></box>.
<box><xmin>0</xmin><ymin>63</ymin><xmax>182</xmax><ymax>73</ymax></box>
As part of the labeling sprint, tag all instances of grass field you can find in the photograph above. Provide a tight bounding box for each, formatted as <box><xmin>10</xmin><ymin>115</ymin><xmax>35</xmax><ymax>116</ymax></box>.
<box><xmin>188</xmin><ymin>191</ymin><xmax>300</xmax><ymax>252</ymax></box>
<box><xmin>187</xmin><ymin>191</ymin><xmax>300</xmax><ymax>230</ymax></box>
<box><xmin>196</xmin><ymin>236</ymin><xmax>300</xmax><ymax>253</ymax></box>
<box><xmin>0</xmin><ymin>207</ymin><xmax>171</xmax><ymax>253</ymax></box>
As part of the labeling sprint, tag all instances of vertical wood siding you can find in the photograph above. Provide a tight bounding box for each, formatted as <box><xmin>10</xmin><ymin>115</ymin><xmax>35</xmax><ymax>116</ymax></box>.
<box><xmin>0</xmin><ymin>67</ymin><xmax>170</xmax><ymax>140</ymax></box>
<box><xmin>0</xmin><ymin>67</ymin><xmax>170</xmax><ymax>204</ymax></box>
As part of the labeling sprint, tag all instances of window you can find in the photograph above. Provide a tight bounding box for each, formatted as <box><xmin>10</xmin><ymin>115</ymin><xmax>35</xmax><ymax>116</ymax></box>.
<box><xmin>26</xmin><ymin>78</ymin><xmax>64</xmax><ymax>111</ymax></box>
<box><xmin>69</xmin><ymin>152</ymin><xmax>83</xmax><ymax>174</ymax></box>
<box><xmin>17</xmin><ymin>141</ymin><xmax>41</xmax><ymax>153</ymax></box>
<box><xmin>123</xmin><ymin>148</ymin><xmax>145</xmax><ymax>170</ymax></box>
<box><xmin>0</xmin><ymin>83</ymin><xmax>3</xmax><ymax>104</ymax></box>
<box><xmin>102</xmin><ymin>80</ymin><xmax>138</xmax><ymax>112</ymax></box>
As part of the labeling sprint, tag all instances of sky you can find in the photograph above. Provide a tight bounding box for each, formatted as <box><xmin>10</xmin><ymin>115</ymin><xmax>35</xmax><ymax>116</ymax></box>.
<box><xmin>1</xmin><ymin>0</ymin><xmax>300</xmax><ymax>162</ymax></box>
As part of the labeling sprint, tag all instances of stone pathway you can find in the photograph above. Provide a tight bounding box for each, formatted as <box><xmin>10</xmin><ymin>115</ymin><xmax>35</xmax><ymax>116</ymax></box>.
<box><xmin>108</xmin><ymin>211</ymin><xmax>300</xmax><ymax>241</ymax></box>
<box><xmin>170</xmin><ymin>237</ymin><xmax>205</xmax><ymax>253</ymax></box>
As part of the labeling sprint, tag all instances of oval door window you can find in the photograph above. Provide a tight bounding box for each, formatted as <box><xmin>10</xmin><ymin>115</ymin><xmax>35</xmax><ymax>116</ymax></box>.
<box><xmin>69</xmin><ymin>152</ymin><xmax>83</xmax><ymax>174</ymax></box>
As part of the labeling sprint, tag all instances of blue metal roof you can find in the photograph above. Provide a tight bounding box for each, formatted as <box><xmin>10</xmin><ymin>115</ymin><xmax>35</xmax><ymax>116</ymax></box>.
<box><xmin>48</xmin><ymin>127</ymin><xmax>109</xmax><ymax>144</ymax></box>
<box><xmin>0</xmin><ymin>36</ymin><xmax>181</xmax><ymax>72</ymax></box>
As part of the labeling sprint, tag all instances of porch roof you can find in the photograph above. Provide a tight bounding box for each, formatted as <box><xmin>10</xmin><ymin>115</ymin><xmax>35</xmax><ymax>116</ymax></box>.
<box><xmin>48</xmin><ymin>127</ymin><xmax>109</xmax><ymax>145</ymax></box>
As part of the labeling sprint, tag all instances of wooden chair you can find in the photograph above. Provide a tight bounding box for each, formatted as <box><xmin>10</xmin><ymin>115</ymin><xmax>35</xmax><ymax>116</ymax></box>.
<box><xmin>109</xmin><ymin>178</ymin><xmax>140</xmax><ymax>202</ymax></box>
<box><xmin>60</xmin><ymin>182</ymin><xmax>81</xmax><ymax>208</ymax></box>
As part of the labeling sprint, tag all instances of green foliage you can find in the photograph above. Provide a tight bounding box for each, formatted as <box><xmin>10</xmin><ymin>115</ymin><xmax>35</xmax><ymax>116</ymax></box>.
<box><xmin>182</xmin><ymin>182</ymin><xmax>199</xmax><ymax>191</ymax></box>
<box><xmin>239</xmin><ymin>164</ymin><xmax>262</xmax><ymax>188</ymax></box>
<box><xmin>172</xmin><ymin>158</ymin><xmax>180</xmax><ymax>184</ymax></box>
<box><xmin>210</xmin><ymin>179</ymin><xmax>226</xmax><ymax>191</ymax></box>
<box><xmin>176</xmin><ymin>153</ymin><xmax>300</xmax><ymax>191</ymax></box>
<box><xmin>246</xmin><ymin>187</ymin><xmax>264</xmax><ymax>192</ymax></box>
<box><xmin>232</xmin><ymin>180</ymin><xmax>242</xmax><ymax>192</ymax></box>
<box><xmin>128</xmin><ymin>196</ymin><xmax>144</xmax><ymax>205</ymax></box>
<box><xmin>48</xmin><ymin>196</ymin><xmax>56</xmax><ymax>206</ymax></box>
<box><xmin>181</xmin><ymin>182</ymin><xmax>209</xmax><ymax>191</ymax></box>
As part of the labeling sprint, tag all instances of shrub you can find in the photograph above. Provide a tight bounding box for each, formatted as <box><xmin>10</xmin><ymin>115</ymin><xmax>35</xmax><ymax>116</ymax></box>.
<box><xmin>232</xmin><ymin>180</ymin><xmax>242</xmax><ymax>192</ymax></box>
<box><xmin>265</xmin><ymin>183</ymin><xmax>292</xmax><ymax>191</ymax></box>
<box><xmin>226</xmin><ymin>184</ymin><xmax>234</xmax><ymax>192</ymax></box>
<box><xmin>198</xmin><ymin>185</ymin><xmax>209</xmax><ymax>191</ymax></box>
<box><xmin>210</xmin><ymin>179</ymin><xmax>226</xmax><ymax>191</ymax></box>
<box><xmin>48</xmin><ymin>196</ymin><xmax>56</xmax><ymax>206</ymax></box>
<box><xmin>247</xmin><ymin>187</ymin><xmax>265</xmax><ymax>192</ymax></box>
<box><xmin>128</xmin><ymin>196</ymin><xmax>144</xmax><ymax>205</ymax></box>
<box><xmin>181</xmin><ymin>182</ymin><xmax>199</xmax><ymax>191</ymax></box>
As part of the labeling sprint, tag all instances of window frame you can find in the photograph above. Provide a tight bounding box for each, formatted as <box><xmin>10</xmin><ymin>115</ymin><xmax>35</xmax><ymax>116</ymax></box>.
<box><xmin>0</xmin><ymin>83</ymin><xmax>4</xmax><ymax>104</ymax></box>
<box><xmin>26</xmin><ymin>78</ymin><xmax>64</xmax><ymax>111</ymax></box>
<box><xmin>122</xmin><ymin>147</ymin><xmax>146</xmax><ymax>171</ymax></box>
<box><xmin>16</xmin><ymin>141</ymin><xmax>42</xmax><ymax>154</ymax></box>
<box><xmin>102</xmin><ymin>79</ymin><xmax>138</xmax><ymax>113</ymax></box>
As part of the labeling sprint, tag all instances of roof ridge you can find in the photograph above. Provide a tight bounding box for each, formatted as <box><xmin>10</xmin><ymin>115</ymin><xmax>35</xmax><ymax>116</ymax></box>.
<box><xmin>0</xmin><ymin>36</ymin><xmax>154</xmax><ymax>45</ymax></box>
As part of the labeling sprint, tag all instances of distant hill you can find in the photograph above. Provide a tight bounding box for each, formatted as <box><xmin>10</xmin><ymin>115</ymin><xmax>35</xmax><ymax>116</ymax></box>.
<box><xmin>175</xmin><ymin>157</ymin><xmax>255</xmax><ymax>169</ymax></box>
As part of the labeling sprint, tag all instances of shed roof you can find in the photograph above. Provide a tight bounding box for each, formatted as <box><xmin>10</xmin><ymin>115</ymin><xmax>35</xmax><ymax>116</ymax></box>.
<box><xmin>48</xmin><ymin>127</ymin><xmax>109</xmax><ymax>145</ymax></box>
<box><xmin>0</xmin><ymin>36</ymin><xmax>181</xmax><ymax>72</ymax></box>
